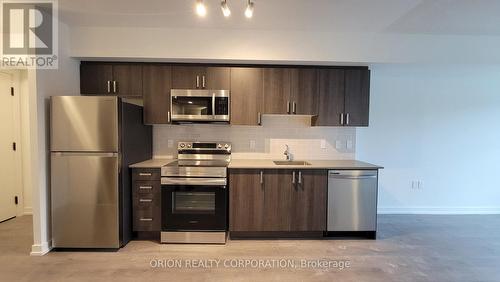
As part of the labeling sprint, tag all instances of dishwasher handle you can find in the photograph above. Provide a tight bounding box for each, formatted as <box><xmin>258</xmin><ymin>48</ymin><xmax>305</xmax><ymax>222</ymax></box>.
<box><xmin>329</xmin><ymin>170</ymin><xmax>378</xmax><ymax>179</ymax></box>
<box><xmin>329</xmin><ymin>175</ymin><xmax>377</xmax><ymax>180</ymax></box>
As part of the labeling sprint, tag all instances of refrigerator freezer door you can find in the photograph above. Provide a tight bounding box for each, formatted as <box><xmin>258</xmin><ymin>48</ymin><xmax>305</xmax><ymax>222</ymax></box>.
<box><xmin>51</xmin><ymin>96</ymin><xmax>119</xmax><ymax>152</ymax></box>
<box><xmin>51</xmin><ymin>152</ymin><xmax>120</xmax><ymax>248</ymax></box>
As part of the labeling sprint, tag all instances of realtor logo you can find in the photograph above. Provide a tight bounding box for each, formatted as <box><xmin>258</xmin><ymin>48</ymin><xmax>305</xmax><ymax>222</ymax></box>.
<box><xmin>1</xmin><ymin>0</ymin><xmax>58</xmax><ymax>69</ymax></box>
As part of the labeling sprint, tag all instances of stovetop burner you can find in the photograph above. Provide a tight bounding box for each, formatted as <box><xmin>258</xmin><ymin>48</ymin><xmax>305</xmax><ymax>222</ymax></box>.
<box><xmin>161</xmin><ymin>141</ymin><xmax>232</xmax><ymax>178</ymax></box>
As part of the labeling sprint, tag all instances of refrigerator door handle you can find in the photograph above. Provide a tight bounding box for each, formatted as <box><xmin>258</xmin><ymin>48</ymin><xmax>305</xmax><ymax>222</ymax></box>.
<box><xmin>52</xmin><ymin>152</ymin><xmax>118</xmax><ymax>157</ymax></box>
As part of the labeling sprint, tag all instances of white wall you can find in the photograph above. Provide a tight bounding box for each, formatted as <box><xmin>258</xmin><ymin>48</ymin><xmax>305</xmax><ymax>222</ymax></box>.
<box><xmin>154</xmin><ymin>116</ymin><xmax>355</xmax><ymax>160</ymax></box>
<box><xmin>70</xmin><ymin>27</ymin><xmax>500</xmax><ymax>64</ymax></box>
<box><xmin>357</xmin><ymin>64</ymin><xmax>500</xmax><ymax>214</ymax></box>
<box><xmin>31</xmin><ymin>21</ymin><xmax>80</xmax><ymax>255</ymax></box>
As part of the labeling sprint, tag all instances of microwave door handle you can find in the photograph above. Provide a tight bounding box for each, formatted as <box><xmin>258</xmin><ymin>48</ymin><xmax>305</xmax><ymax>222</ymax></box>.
<box><xmin>212</xmin><ymin>93</ymin><xmax>216</xmax><ymax>119</ymax></box>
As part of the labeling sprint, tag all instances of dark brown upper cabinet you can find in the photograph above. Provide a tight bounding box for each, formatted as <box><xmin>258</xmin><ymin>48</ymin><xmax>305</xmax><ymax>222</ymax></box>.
<box><xmin>80</xmin><ymin>62</ymin><xmax>142</xmax><ymax>97</ymax></box>
<box><xmin>263</xmin><ymin>68</ymin><xmax>320</xmax><ymax>116</ymax></box>
<box><xmin>172</xmin><ymin>66</ymin><xmax>230</xmax><ymax>89</ymax></box>
<box><xmin>171</xmin><ymin>66</ymin><xmax>205</xmax><ymax>89</ymax></box>
<box><xmin>317</xmin><ymin>69</ymin><xmax>345</xmax><ymax>126</ymax></box>
<box><xmin>263</xmin><ymin>68</ymin><xmax>292</xmax><ymax>114</ymax></box>
<box><xmin>205</xmin><ymin>67</ymin><xmax>231</xmax><ymax>89</ymax></box>
<box><xmin>290</xmin><ymin>68</ymin><xmax>320</xmax><ymax>115</ymax></box>
<box><xmin>344</xmin><ymin>69</ymin><xmax>370</xmax><ymax>127</ymax></box>
<box><xmin>80</xmin><ymin>63</ymin><xmax>113</xmax><ymax>95</ymax></box>
<box><xmin>112</xmin><ymin>64</ymin><xmax>143</xmax><ymax>96</ymax></box>
<box><xmin>142</xmin><ymin>65</ymin><xmax>172</xmax><ymax>124</ymax></box>
<box><xmin>230</xmin><ymin>67</ymin><xmax>263</xmax><ymax>126</ymax></box>
<box><xmin>316</xmin><ymin>68</ymin><xmax>370</xmax><ymax>127</ymax></box>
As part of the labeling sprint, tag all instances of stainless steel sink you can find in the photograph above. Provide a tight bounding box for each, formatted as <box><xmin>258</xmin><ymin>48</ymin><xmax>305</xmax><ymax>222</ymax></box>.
<box><xmin>273</xmin><ymin>161</ymin><xmax>311</xmax><ymax>166</ymax></box>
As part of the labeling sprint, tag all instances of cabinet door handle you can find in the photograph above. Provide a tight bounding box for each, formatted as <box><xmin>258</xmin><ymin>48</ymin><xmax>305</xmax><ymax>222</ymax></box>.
<box><xmin>113</xmin><ymin>81</ymin><xmax>117</xmax><ymax>93</ymax></box>
<box><xmin>139</xmin><ymin>186</ymin><xmax>153</xmax><ymax>190</ymax></box>
<box><xmin>107</xmin><ymin>81</ymin><xmax>111</xmax><ymax>93</ymax></box>
<box><xmin>139</xmin><ymin>218</ymin><xmax>153</xmax><ymax>222</ymax></box>
<box><xmin>298</xmin><ymin>171</ymin><xmax>302</xmax><ymax>184</ymax></box>
<box><xmin>196</xmin><ymin>75</ymin><xmax>200</xmax><ymax>88</ymax></box>
<box><xmin>340</xmin><ymin>113</ymin><xmax>345</xmax><ymax>125</ymax></box>
<box><xmin>292</xmin><ymin>171</ymin><xmax>296</xmax><ymax>184</ymax></box>
<box><xmin>167</xmin><ymin>111</ymin><xmax>171</xmax><ymax>123</ymax></box>
<box><xmin>287</xmin><ymin>101</ymin><xmax>291</xmax><ymax>114</ymax></box>
<box><xmin>139</xmin><ymin>199</ymin><xmax>153</xmax><ymax>203</ymax></box>
<box><xmin>139</xmin><ymin>173</ymin><xmax>152</xmax><ymax>176</ymax></box>
<box><xmin>257</xmin><ymin>112</ymin><xmax>262</xmax><ymax>125</ymax></box>
<box><xmin>292</xmin><ymin>102</ymin><xmax>297</xmax><ymax>114</ymax></box>
<box><xmin>260</xmin><ymin>171</ymin><xmax>264</xmax><ymax>184</ymax></box>
<box><xmin>346</xmin><ymin>113</ymin><xmax>350</xmax><ymax>125</ymax></box>
<box><xmin>202</xmin><ymin>75</ymin><xmax>206</xmax><ymax>88</ymax></box>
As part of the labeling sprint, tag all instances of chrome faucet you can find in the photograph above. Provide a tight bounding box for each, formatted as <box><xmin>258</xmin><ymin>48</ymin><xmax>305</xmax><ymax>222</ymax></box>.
<box><xmin>284</xmin><ymin>145</ymin><xmax>293</xmax><ymax>161</ymax></box>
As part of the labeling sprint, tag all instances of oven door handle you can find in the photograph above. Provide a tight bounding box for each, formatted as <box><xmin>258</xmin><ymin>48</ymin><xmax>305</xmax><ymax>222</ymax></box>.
<box><xmin>161</xmin><ymin>177</ymin><xmax>227</xmax><ymax>186</ymax></box>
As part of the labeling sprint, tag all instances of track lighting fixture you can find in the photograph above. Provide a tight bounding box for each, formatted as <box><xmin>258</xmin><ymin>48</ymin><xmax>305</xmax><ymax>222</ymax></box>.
<box><xmin>245</xmin><ymin>0</ymin><xmax>254</xmax><ymax>18</ymax></box>
<box><xmin>196</xmin><ymin>0</ymin><xmax>254</xmax><ymax>18</ymax></box>
<box><xmin>221</xmin><ymin>0</ymin><xmax>231</xmax><ymax>17</ymax></box>
<box><xmin>196</xmin><ymin>0</ymin><xmax>207</xmax><ymax>17</ymax></box>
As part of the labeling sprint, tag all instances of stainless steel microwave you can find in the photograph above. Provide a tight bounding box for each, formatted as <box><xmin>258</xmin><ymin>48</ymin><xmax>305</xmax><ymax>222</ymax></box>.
<box><xmin>170</xmin><ymin>89</ymin><xmax>230</xmax><ymax>122</ymax></box>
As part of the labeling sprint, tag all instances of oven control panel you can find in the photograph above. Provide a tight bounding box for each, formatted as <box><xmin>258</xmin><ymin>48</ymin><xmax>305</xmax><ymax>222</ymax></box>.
<box><xmin>178</xmin><ymin>142</ymin><xmax>231</xmax><ymax>153</ymax></box>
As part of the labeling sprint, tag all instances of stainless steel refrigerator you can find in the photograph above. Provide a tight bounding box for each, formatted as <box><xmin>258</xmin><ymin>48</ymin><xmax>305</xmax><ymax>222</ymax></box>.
<box><xmin>50</xmin><ymin>96</ymin><xmax>152</xmax><ymax>249</ymax></box>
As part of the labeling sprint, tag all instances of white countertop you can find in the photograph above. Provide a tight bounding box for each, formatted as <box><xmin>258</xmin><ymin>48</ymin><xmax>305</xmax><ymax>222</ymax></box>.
<box><xmin>129</xmin><ymin>158</ymin><xmax>382</xmax><ymax>170</ymax></box>
<box><xmin>228</xmin><ymin>159</ymin><xmax>383</xmax><ymax>170</ymax></box>
<box><xmin>129</xmin><ymin>158</ymin><xmax>176</xmax><ymax>168</ymax></box>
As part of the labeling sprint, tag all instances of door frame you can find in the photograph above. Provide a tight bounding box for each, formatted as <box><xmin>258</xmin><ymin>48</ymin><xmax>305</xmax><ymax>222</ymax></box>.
<box><xmin>1</xmin><ymin>70</ymin><xmax>29</xmax><ymax>217</ymax></box>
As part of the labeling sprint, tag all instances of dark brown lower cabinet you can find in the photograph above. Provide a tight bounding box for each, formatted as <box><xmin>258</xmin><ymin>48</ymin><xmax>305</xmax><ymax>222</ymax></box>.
<box><xmin>291</xmin><ymin>170</ymin><xmax>327</xmax><ymax>231</ymax></box>
<box><xmin>229</xmin><ymin>169</ymin><xmax>327</xmax><ymax>233</ymax></box>
<box><xmin>229</xmin><ymin>170</ymin><xmax>265</xmax><ymax>231</ymax></box>
<box><xmin>132</xmin><ymin>169</ymin><xmax>161</xmax><ymax>232</ymax></box>
<box><xmin>262</xmin><ymin>170</ymin><xmax>293</xmax><ymax>231</ymax></box>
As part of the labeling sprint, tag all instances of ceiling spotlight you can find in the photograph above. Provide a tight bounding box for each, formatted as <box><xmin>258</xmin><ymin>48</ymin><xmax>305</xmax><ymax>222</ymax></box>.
<box><xmin>196</xmin><ymin>0</ymin><xmax>207</xmax><ymax>17</ymax></box>
<box><xmin>221</xmin><ymin>0</ymin><xmax>231</xmax><ymax>17</ymax></box>
<box><xmin>245</xmin><ymin>0</ymin><xmax>254</xmax><ymax>18</ymax></box>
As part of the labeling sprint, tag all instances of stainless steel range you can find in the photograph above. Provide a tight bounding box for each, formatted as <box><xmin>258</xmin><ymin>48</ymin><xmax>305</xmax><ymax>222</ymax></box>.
<box><xmin>160</xmin><ymin>142</ymin><xmax>231</xmax><ymax>244</ymax></box>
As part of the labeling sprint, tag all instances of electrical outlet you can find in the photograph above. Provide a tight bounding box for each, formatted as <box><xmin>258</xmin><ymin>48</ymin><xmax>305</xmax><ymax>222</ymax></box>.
<box><xmin>335</xmin><ymin>140</ymin><xmax>343</xmax><ymax>150</ymax></box>
<box><xmin>167</xmin><ymin>140</ymin><xmax>174</xmax><ymax>148</ymax></box>
<box><xmin>249</xmin><ymin>140</ymin><xmax>256</xmax><ymax>150</ymax></box>
<box><xmin>411</xmin><ymin>180</ymin><xmax>423</xmax><ymax>190</ymax></box>
<box><xmin>346</xmin><ymin>139</ymin><xmax>353</xmax><ymax>150</ymax></box>
<box><xmin>320</xmin><ymin>140</ymin><xmax>327</xmax><ymax>149</ymax></box>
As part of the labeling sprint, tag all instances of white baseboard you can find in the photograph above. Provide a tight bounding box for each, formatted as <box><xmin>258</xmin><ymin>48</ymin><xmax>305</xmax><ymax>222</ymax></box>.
<box><xmin>378</xmin><ymin>207</ymin><xmax>500</xmax><ymax>215</ymax></box>
<box><xmin>30</xmin><ymin>241</ymin><xmax>52</xmax><ymax>256</ymax></box>
<box><xmin>23</xmin><ymin>207</ymin><xmax>33</xmax><ymax>215</ymax></box>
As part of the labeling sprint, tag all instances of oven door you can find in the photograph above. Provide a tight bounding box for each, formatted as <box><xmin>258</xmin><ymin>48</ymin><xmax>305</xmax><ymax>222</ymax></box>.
<box><xmin>161</xmin><ymin>178</ymin><xmax>227</xmax><ymax>231</ymax></box>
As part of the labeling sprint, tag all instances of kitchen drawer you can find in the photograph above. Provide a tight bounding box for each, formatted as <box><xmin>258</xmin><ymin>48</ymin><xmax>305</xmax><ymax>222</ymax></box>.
<box><xmin>132</xmin><ymin>168</ymin><xmax>160</xmax><ymax>181</ymax></box>
<box><xmin>133</xmin><ymin>181</ymin><xmax>160</xmax><ymax>195</ymax></box>
<box><xmin>133</xmin><ymin>208</ymin><xmax>160</xmax><ymax>232</ymax></box>
<box><xmin>133</xmin><ymin>193</ymin><xmax>160</xmax><ymax>210</ymax></box>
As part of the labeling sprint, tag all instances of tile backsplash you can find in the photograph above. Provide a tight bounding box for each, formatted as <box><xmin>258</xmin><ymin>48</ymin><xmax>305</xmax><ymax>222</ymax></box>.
<box><xmin>153</xmin><ymin>115</ymin><xmax>356</xmax><ymax>160</ymax></box>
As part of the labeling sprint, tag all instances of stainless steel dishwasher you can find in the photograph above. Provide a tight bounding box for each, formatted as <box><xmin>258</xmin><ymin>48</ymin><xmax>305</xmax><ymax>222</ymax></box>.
<box><xmin>327</xmin><ymin>170</ymin><xmax>378</xmax><ymax>239</ymax></box>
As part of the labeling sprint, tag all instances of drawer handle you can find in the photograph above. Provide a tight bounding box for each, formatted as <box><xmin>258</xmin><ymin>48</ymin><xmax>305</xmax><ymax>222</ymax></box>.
<box><xmin>139</xmin><ymin>173</ymin><xmax>152</xmax><ymax>176</ymax></box>
<box><xmin>139</xmin><ymin>186</ymin><xmax>153</xmax><ymax>190</ymax></box>
<box><xmin>140</xmin><ymin>218</ymin><xmax>153</xmax><ymax>222</ymax></box>
<box><xmin>139</xmin><ymin>199</ymin><xmax>153</xmax><ymax>203</ymax></box>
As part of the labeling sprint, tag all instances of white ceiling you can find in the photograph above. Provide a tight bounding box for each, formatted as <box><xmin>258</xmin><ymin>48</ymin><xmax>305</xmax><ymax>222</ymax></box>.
<box><xmin>59</xmin><ymin>0</ymin><xmax>500</xmax><ymax>36</ymax></box>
